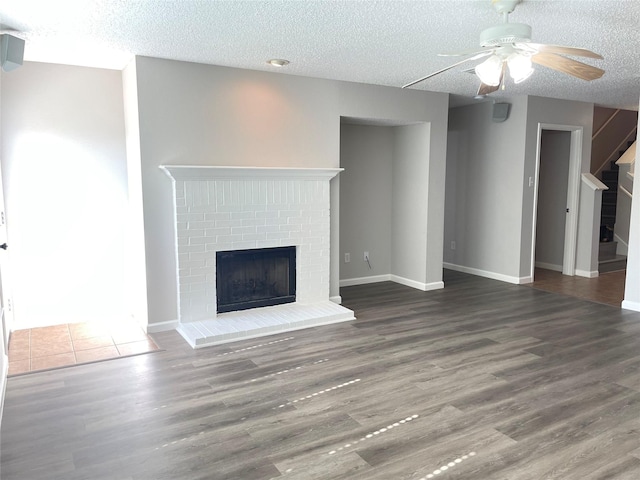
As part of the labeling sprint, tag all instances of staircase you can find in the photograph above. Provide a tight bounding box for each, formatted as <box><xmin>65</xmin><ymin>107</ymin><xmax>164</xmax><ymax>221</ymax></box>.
<box><xmin>598</xmin><ymin>240</ymin><xmax>627</xmax><ymax>273</ymax></box>
<box><xmin>598</xmin><ymin>140</ymin><xmax>634</xmax><ymax>273</ymax></box>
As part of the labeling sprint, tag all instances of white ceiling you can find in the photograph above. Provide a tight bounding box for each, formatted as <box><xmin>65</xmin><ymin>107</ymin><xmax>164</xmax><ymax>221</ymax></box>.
<box><xmin>1</xmin><ymin>0</ymin><xmax>639</xmax><ymax>110</ymax></box>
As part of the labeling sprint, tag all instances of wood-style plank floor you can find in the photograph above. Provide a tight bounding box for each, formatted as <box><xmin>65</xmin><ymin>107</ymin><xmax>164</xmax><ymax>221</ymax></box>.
<box><xmin>2</xmin><ymin>270</ymin><xmax>640</xmax><ymax>479</ymax></box>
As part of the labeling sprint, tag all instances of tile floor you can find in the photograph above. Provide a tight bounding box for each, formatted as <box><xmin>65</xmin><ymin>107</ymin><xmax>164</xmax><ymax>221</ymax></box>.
<box><xmin>7</xmin><ymin>321</ymin><xmax>160</xmax><ymax>376</ymax></box>
<box><xmin>528</xmin><ymin>268</ymin><xmax>626</xmax><ymax>307</ymax></box>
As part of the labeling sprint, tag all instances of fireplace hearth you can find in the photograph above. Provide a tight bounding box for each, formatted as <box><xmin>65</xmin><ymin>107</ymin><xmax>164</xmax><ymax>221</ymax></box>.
<box><xmin>216</xmin><ymin>246</ymin><xmax>296</xmax><ymax>313</ymax></box>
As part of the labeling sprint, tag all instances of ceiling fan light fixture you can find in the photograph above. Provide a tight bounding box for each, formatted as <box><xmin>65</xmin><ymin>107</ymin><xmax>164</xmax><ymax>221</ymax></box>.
<box><xmin>475</xmin><ymin>55</ymin><xmax>502</xmax><ymax>86</ymax></box>
<box><xmin>267</xmin><ymin>59</ymin><xmax>290</xmax><ymax>67</ymax></box>
<box><xmin>507</xmin><ymin>53</ymin><xmax>534</xmax><ymax>83</ymax></box>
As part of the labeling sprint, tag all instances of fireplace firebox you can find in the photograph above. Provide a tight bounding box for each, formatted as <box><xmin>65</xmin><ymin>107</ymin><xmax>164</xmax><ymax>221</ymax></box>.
<box><xmin>216</xmin><ymin>246</ymin><xmax>296</xmax><ymax>313</ymax></box>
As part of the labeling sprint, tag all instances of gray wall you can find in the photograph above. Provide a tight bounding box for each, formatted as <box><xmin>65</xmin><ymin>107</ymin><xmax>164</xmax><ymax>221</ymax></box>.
<box><xmin>130</xmin><ymin>56</ymin><xmax>449</xmax><ymax>328</ymax></box>
<box><xmin>523</xmin><ymin>96</ymin><xmax>595</xmax><ymax>277</ymax></box>
<box><xmin>340</xmin><ymin>125</ymin><xmax>393</xmax><ymax>281</ymax></box>
<box><xmin>445</xmin><ymin>95</ymin><xmax>596</xmax><ymax>283</ymax></box>
<box><xmin>535</xmin><ymin>131</ymin><xmax>571</xmax><ymax>270</ymax></box>
<box><xmin>0</xmin><ymin>62</ymin><xmax>129</xmax><ymax>328</ymax></box>
<box><xmin>444</xmin><ymin>97</ymin><xmax>529</xmax><ymax>282</ymax></box>
<box><xmin>392</xmin><ymin>123</ymin><xmax>439</xmax><ymax>287</ymax></box>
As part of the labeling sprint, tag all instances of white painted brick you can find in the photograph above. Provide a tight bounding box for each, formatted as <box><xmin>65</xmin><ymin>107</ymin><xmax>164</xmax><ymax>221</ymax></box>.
<box><xmin>267</xmin><ymin>232</ymin><xmax>291</xmax><ymax>241</ymax></box>
<box><xmin>216</xmin><ymin>234</ymin><xmax>244</xmax><ymax>244</ymax></box>
<box><xmin>177</xmin><ymin>213</ymin><xmax>205</xmax><ymax>222</ymax></box>
<box><xmin>181</xmin><ymin>275</ymin><xmax>206</xmax><ymax>285</ymax></box>
<box><xmin>181</xmin><ymin>260</ymin><xmax>206</xmax><ymax>268</ymax></box>
<box><xmin>257</xmin><ymin>225</ymin><xmax>280</xmax><ymax>234</ymax></box>
<box><xmin>216</xmin><ymin>219</ymin><xmax>244</xmax><ymax>228</ymax></box>
<box><xmin>188</xmin><ymin>205</ymin><xmax>217</xmax><ymax>214</ymax></box>
<box><xmin>256</xmin><ymin>210</ymin><xmax>279</xmax><ymax>219</ymax></box>
<box><xmin>205</xmin><ymin>227</ymin><xmax>232</xmax><ymax>237</ymax></box>
<box><xmin>230</xmin><ymin>212</ymin><xmax>255</xmax><ymax>221</ymax></box>
<box><xmin>242</xmin><ymin>218</ymin><xmax>266</xmax><ymax>227</ymax></box>
<box><xmin>178</xmin><ymin>245</ymin><xmax>206</xmax><ymax>254</ymax></box>
<box><xmin>178</xmin><ymin>228</ymin><xmax>203</xmax><ymax>238</ymax></box>
<box><xmin>232</xmin><ymin>226</ymin><xmax>257</xmax><ymax>235</ymax></box>
<box><xmin>188</xmin><ymin>252</ymin><xmax>214</xmax><ymax>261</ymax></box>
<box><xmin>189</xmin><ymin>221</ymin><xmax>216</xmax><ymax>229</ymax></box>
<box><xmin>190</xmin><ymin>266</ymin><xmax>216</xmax><ymax>276</ymax></box>
<box><xmin>170</xmin><ymin>171</ymin><xmax>334</xmax><ymax>324</ymax></box>
<box><xmin>243</xmin><ymin>233</ymin><xmax>267</xmax><ymax>242</ymax></box>
<box><xmin>233</xmin><ymin>241</ymin><xmax>259</xmax><ymax>249</ymax></box>
<box><xmin>205</xmin><ymin>212</ymin><xmax>231</xmax><ymax>221</ymax></box>
<box><xmin>189</xmin><ymin>236</ymin><xmax>209</xmax><ymax>245</ymax></box>
<box><xmin>217</xmin><ymin>204</ymin><xmax>244</xmax><ymax>213</ymax></box>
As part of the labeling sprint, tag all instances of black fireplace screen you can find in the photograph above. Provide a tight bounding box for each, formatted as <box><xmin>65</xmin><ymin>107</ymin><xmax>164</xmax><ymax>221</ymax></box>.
<box><xmin>216</xmin><ymin>246</ymin><xmax>296</xmax><ymax>313</ymax></box>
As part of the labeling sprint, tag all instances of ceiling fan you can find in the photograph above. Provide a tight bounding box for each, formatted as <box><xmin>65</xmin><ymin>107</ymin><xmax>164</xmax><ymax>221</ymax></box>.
<box><xmin>403</xmin><ymin>0</ymin><xmax>604</xmax><ymax>96</ymax></box>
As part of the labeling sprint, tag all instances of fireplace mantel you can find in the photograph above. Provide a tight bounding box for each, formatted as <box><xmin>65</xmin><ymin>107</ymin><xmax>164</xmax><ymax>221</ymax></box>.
<box><xmin>161</xmin><ymin>165</ymin><xmax>343</xmax><ymax>181</ymax></box>
<box><xmin>161</xmin><ymin>163</ymin><xmax>354</xmax><ymax>348</ymax></box>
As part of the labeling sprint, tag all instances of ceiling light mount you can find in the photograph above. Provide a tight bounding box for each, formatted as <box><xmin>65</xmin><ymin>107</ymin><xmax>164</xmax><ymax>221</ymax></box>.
<box><xmin>267</xmin><ymin>59</ymin><xmax>290</xmax><ymax>67</ymax></box>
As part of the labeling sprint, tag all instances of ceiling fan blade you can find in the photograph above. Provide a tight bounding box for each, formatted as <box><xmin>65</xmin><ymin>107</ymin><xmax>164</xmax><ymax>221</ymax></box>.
<box><xmin>402</xmin><ymin>51</ymin><xmax>493</xmax><ymax>88</ymax></box>
<box><xmin>522</xmin><ymin>43</ymin><xmax>603</xmax><ymax>59</ymax></box>
<box><xmin>531</xmin><ymin>52</ymin><xmax>605</xmax><ymax>81</ymax></box>
<box><xmin>477</xmin><ymin>82</ymin><xmax>500</xmax><ymax>96</ymax></box>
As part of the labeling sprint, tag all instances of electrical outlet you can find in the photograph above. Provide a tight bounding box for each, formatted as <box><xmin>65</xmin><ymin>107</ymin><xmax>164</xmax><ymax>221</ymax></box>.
<box><xmin>364</xmin><ymin>251</ymin><xmax>369</xmax><ymax>261</ymax></box>
<box><xmin>451</xmin><ymin>241</ymin><xmax>456</xmax><ymax>250</ymax></box>
<box><xmin>344</xmin><ymin>253</ymin><xmax>350</xmax><ymax>263</ymax></box>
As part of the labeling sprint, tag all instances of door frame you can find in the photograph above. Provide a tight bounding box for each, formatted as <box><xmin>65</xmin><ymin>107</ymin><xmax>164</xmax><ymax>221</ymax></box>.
<box><xmin>531</xmin><ymin>123</ymin><xmax>583</xmax><ymax>279</ymax></box>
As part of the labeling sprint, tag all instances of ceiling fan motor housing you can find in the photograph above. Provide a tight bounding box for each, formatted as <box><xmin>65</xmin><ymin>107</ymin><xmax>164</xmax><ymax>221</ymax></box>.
<box><xmin>480</xmin><ymin>23</ymin><xmax>532</xmax><ymax>46</ymax></box>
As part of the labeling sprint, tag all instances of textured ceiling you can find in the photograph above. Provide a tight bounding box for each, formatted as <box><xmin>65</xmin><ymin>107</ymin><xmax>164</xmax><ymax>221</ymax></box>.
<box><xmin>1</xmin><ymin>0</ymin><xmax>639</xmax><ymax>110</ymax></box>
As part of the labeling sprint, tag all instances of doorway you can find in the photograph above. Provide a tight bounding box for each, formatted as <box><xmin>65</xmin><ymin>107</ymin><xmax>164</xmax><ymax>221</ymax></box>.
<box><xmin>534</xmin><ymin>130</ymin><xmax>572</xmax><ymax>272</ymax></box>
<box><xmin>531</xmin><ymin>124</ymin><xmax>583</xmax><ymax>279</ymax></box>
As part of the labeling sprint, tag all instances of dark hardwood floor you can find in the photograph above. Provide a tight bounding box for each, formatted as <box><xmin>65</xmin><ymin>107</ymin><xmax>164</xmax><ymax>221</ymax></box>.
<box><xmin>2</xmin><ymin>270</ymin><xmax>640</xmax><ymax>479</ymax></box>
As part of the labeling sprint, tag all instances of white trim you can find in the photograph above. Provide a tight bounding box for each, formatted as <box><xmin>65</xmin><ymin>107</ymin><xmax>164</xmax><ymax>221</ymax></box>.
<box><xmin>390</xmin><ymin>275</ymin><xmax>443</xmax><ymax>291</ymax></box>
<box><xmin>0</xmin><ymin>353</ymin><xmax>7</xmax><ymax>427</ymax></box>
<box><xmin>329</xmin><ymin>295</ymin><xmax>342</xmax><ymax>304</ymax></box>
<box><xmin>575</xmin><ymin>269</ymin><xmax>599</xmax><ymax>278</ymax></box>
<box><xmin>531</xmin><ymin>124</ymin><xmax>582</xmax><ymax>280</ymax></box>
<box><xmin>160</xmin><ymin>165</ymin><xmax>343</xmax><ymax>181</ymax></box>
<box><xmin>621</xmin><ymin>300</ymin><xmax>640</xmax><ymax>312</ymax></box>
<box><xmin>581</xmin><ymin>173</ymin><xmax>608</xmax><ymax>191</ymax></box>
<box><xmin>146</xmin><ymin>319</ymin><xmax>179</xmax><ymax>333</ymax></box>
<box><xmin>444</xmin><ymin>262</ymin><xmax>531</xmax><ymax>285</ymax></box>
<box><xmin>340</xmin><ymin>275</ymin><xmax>391</xmax><ymax>287</ymax></box>
<box><xmin>535</xmin><ymin>261</ymin><xmax>562</xmax><ymax>272</ymax></box>
<box><xmin>340</xmin><ymin>274</ymin><xmax>443</xmax><ymax>292</ymax></box>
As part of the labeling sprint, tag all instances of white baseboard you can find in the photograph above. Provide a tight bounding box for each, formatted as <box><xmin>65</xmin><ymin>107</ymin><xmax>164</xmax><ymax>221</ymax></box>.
<box><xmin>146</xmin><ymin>319</ymin><xmax>179</xmax><ymax>333</ymax></box>
<box><xmin>443</xmin><ymin>262</ymin><xmax>530</xmax><ymax>285</ymax></box>
<box><xmin>575</xmin><ymin>269</ymin><xmax>599</xmax><ymax>278</ymax></box>
<box><xmin>621</xmin><ymin>299</ymin><xmax>640</xmax><ymax>312</ymax></box>
<box><xmin>340</xmin><ymin>274</ymin><xmax>391</xmax><ymax>287</ymax></box>
<box><xmin>340</xmin><ymin>274</ymin><xmax>444</xmax><ymax>292</ymax></box>
<box><xmin>535</xmin><ymin>261</ymin><xmax>562</xmax><ymax>272</ymax></box>
<box><xmin>329</xmin><ymin>296</ymin><xmax>342</xmax><ymax>305</ymax></box>
<box><xmin>390</xmin><ymin>275</ymin><xmax>444</xmax><ymax>291</ymax></box>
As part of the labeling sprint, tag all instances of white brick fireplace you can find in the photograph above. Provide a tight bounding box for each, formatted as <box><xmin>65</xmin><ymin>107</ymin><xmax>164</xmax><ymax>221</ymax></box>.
<box><xmin>161</xmin><ymin>166</ymin><xmax>354</xmax><ymax>348</ymax></box>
